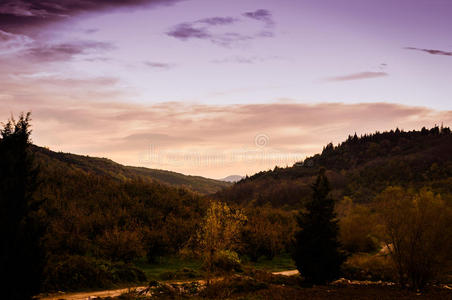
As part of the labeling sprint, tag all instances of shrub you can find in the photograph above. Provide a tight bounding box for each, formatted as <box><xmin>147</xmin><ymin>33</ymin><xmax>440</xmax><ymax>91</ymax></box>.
<box><xmin>96</xmin><ymin>227</ymin><xmax>145</xmax><ymax>263</ymax></box>
<box><xmin>338</xmin><ymin>201</ymin><xmax>380</xmax><ymax>254</ymax></box>
<box><xmin>342</xmin><ymin>253</ymin><xmax>395</xmax><ymax>281</ymax></box>
<box><xmin>112</xmin><ymin>262</ymin><xmax>147</xmax><ymax>283</ymax></box>
<box><xmin>42</xmin><ymin>255</ymin><xmax>146</xmax><ymax>292</ymax></box>
<box><xmin>378</xmin><ymin>187</ymin><xmax>452</xmax><ymax>290</ymax></box>
<box><xmin>213</xmin><ymin>250</ymin><xmax>242</xmax><ymax>272</ymax></box>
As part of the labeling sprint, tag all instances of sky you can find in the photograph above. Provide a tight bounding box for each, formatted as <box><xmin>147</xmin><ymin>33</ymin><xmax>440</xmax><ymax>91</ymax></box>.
<box><xmin>1</xmin><ymin>0</ymin><xmax>451</xmax><ymax>178</ymax></box>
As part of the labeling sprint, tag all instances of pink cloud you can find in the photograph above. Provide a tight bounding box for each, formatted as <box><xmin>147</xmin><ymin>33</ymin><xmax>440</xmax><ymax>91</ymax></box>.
<box><xmin>326</xmin><ymin>71</ymin><xmax>388</xmax><ymax>82</ymax></box>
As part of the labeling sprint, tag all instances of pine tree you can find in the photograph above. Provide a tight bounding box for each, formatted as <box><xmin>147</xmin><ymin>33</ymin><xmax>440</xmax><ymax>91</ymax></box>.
<box><xmin>293</xmin><ymin>170</ymin><xmax>345</xmax><ymax>284</ymax></box>
<box><xmin>0</xmin><ymin>113</ymin><xmax>43</xmax><ymax>299</ymax></box>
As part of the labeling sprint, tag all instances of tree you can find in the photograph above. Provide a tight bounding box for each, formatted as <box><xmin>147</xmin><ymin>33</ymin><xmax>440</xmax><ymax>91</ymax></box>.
<box><xmin>96</xmin><ymin>226</ymin><xmax>145</xmax><ymax>263</ymax></box>
<box><xmin>293</xmin><ymin>171</ymin><xmax>345</xmax><ymax>284</ymax></box>
<box><xmin>337</xmin><ymin>197</ymin><xmax>380</xmax><ymax>253</ymax></box>
<box><xmin>0</xmin><ymin>113</ymin><xmax>43</xmax><ymax>299</ymax></box>
<box><xmin>378</xmin><ymin>187</ymin><xmax>452</xmax><ymax>290</ymax></box>
<box><xmin>240</xmin><ymin>207</ymin><xmax>294</xmax><ymax>261</ymax></box>
<box><xmin>195</xmin><ymin>201</ymin><xmax>246</xmax><ymax>284</ymax></box>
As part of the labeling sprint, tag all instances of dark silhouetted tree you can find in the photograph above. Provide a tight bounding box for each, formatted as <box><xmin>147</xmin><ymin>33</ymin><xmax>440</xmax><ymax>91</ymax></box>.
<box><xmin>0</xmin><ymin>113</ymin><xmax>43</xmax><ymax>299</ymax></box>
<box><xmin>293</xmin><ymin>170</ymin><xmax>345</xmax><ymax>284</ymax></box>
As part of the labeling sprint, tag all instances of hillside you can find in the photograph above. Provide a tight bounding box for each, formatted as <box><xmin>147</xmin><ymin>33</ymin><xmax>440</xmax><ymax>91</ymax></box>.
<box><xmin>215</xmin><ymin>126</ymin><xmax>452</xmax><ymax>207</ymax></box>
<box><xmin>33</xmin><ymin>145</ymin><xmax>230</xmax><ymax>194</ymax></box>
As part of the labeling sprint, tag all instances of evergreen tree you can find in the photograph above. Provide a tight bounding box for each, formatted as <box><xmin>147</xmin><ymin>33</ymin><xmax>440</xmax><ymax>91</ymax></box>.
<box><xmin>293</xmin><ymin>170</ymin><xmax>345</xmax><ymax>284</ymax></box>
<box><xmin>0</xmin><ymin>113</ymin><xmax>43</xmax><ymax>299</ymax></box>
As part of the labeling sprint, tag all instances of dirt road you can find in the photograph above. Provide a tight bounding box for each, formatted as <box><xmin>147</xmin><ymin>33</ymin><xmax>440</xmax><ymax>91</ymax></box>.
<box><xmin>38</xmin><ymin>270</ymin><xmax>300</xmax><ymax>300</ymax></box>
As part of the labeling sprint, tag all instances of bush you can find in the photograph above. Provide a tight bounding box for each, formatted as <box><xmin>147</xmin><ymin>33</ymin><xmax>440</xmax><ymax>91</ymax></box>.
<box><xmin>338</xmin><ymin>200</ymin><xmax>381</xmax><ymax>254</ymax></box>
<box><xmin>42</xmin><ymin>255</ymin><xmax>146</xmax><ymax>292</ymax></box>
<box><xmin>112</xmin><ymin>262</ymin><xmax>147</xmax><ymax>283</ymax></box>
<box><xmin>96</xmin><ymin>227</ymin><xmax>145</xmax><ymax>263</ymax></box>
<box><xmin>342</xmin><ymin>253</ymin><xmax>395</xmax><ymax>281</ymax></box>
<box><xmin>239</xmin><ymin>208</ymin><xmax>295</xmax><ymax>261</ymax></box>
<box><xmin>213</xmin><ymin>250</ymin><xmax>242</xmax><ymax>272</ymax></box>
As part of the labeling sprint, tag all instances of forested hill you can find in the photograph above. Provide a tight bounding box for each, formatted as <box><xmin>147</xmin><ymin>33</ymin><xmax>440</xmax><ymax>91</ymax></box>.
<box><xmin>32</xmin><ymin>145</ymin><xmax>230</xmax><ymax>194</ymax></box>
<box><xmin>215</xmin><ymin>126</ymin><xmax>452</xmax><ymax>207</ymax></box>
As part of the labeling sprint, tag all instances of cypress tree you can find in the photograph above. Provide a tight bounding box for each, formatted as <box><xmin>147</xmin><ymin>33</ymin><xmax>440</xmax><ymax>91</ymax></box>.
<box><xmin>293</xmin><ymin>170</ymin><xmax>345</xmax><ymax>284</ymax></box>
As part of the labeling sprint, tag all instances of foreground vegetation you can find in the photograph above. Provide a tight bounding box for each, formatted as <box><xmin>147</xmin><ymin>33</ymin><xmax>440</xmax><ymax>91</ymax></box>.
<box><xmin>112</xmin><ymin>271</ymin><xmax>452</xmax><ymax>300</ymax></box>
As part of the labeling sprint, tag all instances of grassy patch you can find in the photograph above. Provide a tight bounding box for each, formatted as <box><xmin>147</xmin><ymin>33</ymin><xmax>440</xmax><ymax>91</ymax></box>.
<box><xmin>134</xmin><ymin>256</ymin><xmax>204</xmax><ymax>281</ymax></box>
<box><xmin>244</xmin><ymin>253</ymin><xmax>296</xmax><ymax>272</ymax></box>
<box><xmin>134</xmin><ymin>254</ymin><xmax>296</xmax><ymax>282</ymax></box>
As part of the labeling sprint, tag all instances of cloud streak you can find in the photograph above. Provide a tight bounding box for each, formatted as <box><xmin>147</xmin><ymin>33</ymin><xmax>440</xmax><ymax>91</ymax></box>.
<box><xmin>0</xmin><ymin>29</ymin><xmax>33</xmax><ymax>55</ymax></box>
<box><xmin>23</xmin><ymin>40</ymin><xmax>115</xmax><ymax>62</ymax></box>
<box><xmin>0</xmin><ymin>0</ymin><xmax>183</xmax><ymax>33</ymax></box>
<box><xmin>243</xmin><ymin>9</ymin><xmax>274</xmax><ymax>27</ymax></box>
<box><xmin>143</xmin><ymin>61</ymin><xmax>174</xmax><ymax>69</ymax></box>
<box><xmin>326</xmin><ymin>71</ymin><xmax>388</xmax><ymax>82</ymax></box>
<box><xmin>197</xmin><ymin>17</ymin><xmax>238</xmax><ymax>26</ymax></box>
<box><xmin>167</xmin><ymin>9</ymin><xmax>274</xmax><ymax>46</ymax></box>
<box><xmin>211</xmin><ymin>55</ymin><xmax>283</xmax><ymax>64</ymax></box>
<box><xmin>166</xmin><ymin>23</ymin><xmax>211</xmax><ymax>40</ymax></box>
<box><xmin>405</xmin><ymin>47</ymin><xmax>452</xmax><ymax>57</ymax></box>
<box><xmin>166</xmin><ymin>22</ymin><xmax>254</xmax><ymax>46</ymax></box>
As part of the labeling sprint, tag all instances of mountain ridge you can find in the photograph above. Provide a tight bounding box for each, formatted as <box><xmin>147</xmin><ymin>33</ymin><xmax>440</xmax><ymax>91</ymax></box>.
<box><xmin>32</xmin><ymin>145</ymin><xmax>230</xmax><ymax>194</ymax></box>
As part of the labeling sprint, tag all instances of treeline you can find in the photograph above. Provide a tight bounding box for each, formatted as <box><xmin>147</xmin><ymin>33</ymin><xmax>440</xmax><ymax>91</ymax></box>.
<box><xmin>215</xmin><ymin>125</ymin><xmax>452</xmax><ymax>207</ymax></box>
<box><xmin>33</xmin><ymin>145</ymin><xmax>230</xmax><ymax>194</ymax></box>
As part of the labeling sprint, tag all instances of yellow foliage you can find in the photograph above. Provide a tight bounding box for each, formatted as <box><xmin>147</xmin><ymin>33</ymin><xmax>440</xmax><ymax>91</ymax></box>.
<box><xmin>196</xmin><ymin>201</ymin><xmax>247</xmax><ymax>282</ymax></box>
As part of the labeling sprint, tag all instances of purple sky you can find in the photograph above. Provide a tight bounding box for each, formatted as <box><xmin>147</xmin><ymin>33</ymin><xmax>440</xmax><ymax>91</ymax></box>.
<box><xmin>1</xmin><ymin>0</ymin><xmax>452</xmax><ymax>178</ymax></box>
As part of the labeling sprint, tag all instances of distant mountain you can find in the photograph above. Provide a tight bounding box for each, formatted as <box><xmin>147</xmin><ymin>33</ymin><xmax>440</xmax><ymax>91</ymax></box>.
<box><xmin>220</xmin><ymin>175</ymin><xmax>244</xmax><ymax>182</ymax></box>
<box><xmin>32</xmin><ymin>145</ymin><xmax>230</xmax><ymax>194</ymax></box>
<box><xmin>215</xmin><ymin>126</ymin><xmax>452</xmax><ymax>207</ymax></box>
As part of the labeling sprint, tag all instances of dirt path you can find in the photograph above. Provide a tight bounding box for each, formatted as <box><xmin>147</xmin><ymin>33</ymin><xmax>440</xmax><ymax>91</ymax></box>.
<box><xmin>272</xmin><ymin>269</ymin><xmax>299</xmax><ymax>276</ymax></box>
<box><xmin>38</xmin><ymin>270</ymin><xmax>299</xmax><ymax>300</ymax></box>
<box><xmin>38</xmin><ymin>287</ymin><xmax>148</xmax><ymax>300</ymax></box>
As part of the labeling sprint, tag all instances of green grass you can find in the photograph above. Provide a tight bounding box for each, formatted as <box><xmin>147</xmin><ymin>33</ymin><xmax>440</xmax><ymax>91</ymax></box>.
<box><xmin>244</xmin><ymin>253</ymin><xmax>296</xmax><ymax>272</ymax></box>
<box><xmin>134</xmin><ymin>254</ymin><xmax>296</xmax><ymax>282</ymax></box>
<box><xmin>134</xmin><ymin>256</ymin><xmax>204</xmax><ymax>281</ymax></box>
